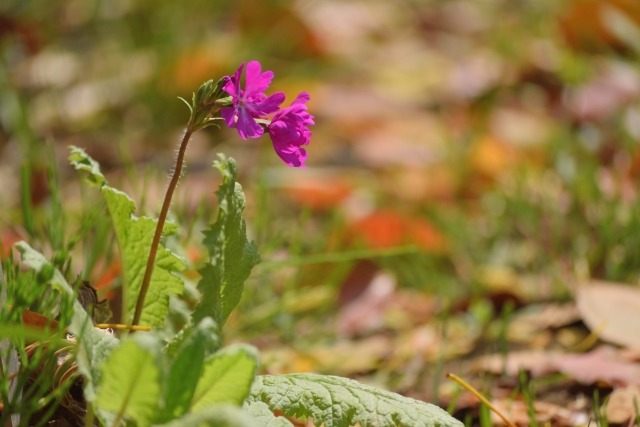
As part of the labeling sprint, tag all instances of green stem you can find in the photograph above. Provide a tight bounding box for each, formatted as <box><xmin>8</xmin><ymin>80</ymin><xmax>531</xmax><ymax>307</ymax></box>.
<box><xmin>131</xmin><ymin>128</ymin><xmax>193</xmax><ymax>327</ymax></box>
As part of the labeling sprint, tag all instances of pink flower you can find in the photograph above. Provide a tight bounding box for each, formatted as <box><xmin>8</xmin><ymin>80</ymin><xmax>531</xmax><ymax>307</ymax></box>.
<box><xmin>268</xmin><ymin>92</ymin><xmax>314</xmax><ymax>168</ymax></box>
<box><xmin>221</xmin><ymin>61</ymin><xmax>285</xmax><ymax>139</ymax></box>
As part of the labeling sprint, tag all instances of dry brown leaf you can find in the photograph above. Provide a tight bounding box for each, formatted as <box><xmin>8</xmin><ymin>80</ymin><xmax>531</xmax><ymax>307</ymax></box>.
<box><xmin>559</xmin><ymin>0</ymin><xmax>640</xmax><ymax>52</ymax></box>
<box><xmin>513</xmin><ymin>303</ymin><xmax>581</xmax><ymax>330</ymax></box>
<box><xmin>491</xmin><ymin>399</ymin><xmax>587</xmax><ymax>427</ymax></box>
<box><xmin>567</xmin><ymin>61</ymin><xmax>640</xmax><ymax>121</ymax></box>
<box><xmin>576</xmin><ymin>280</ymin><xmax>640</xmax><ymax>348</ymax></box>
<box><xmin>554</xmin><ymin>346</ymin><xmax>640</xmax><ymax>386</ymax></box>
<box><xmin>337</xmin><ymin>271</ymin><xmax>396</xmax><ymax>336</ymax></box>
<box><xmin>508</xmin><ymin>303</ymin><xmax>580</xmax><ymax>346</ymax></box>
<box><xmin>311</xmin><ymin>335</ymin><xmax>392</xmax><ymax>376</ymax></box>
<box><xmin>344</xmin><ymin>210</ymin><xmax>448</xmax><ymax>253</ymax></box>
<box><xmin>472</xmin><ymin>346</ymin><xmax>640</xmax><ymax>386</ymax></box>
<box><xmin>604</xmin><ymin>385</ymin><xmax>640</xmax><ymax>424</ymax></box>
<box><xmin>471</xmin><ymin>350</ymin><xmax>558</xmax><ymax>377</ymax></box>
<box><xmin>283</xmin><ymin>176</ymin><xmax>352</xmax><ymax>211</ymax></box>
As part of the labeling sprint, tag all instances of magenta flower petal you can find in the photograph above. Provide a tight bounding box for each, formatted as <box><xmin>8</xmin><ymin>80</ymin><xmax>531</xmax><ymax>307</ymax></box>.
<box><xmin>258</xmin><ymin>92</ymin><xmax>286</xmax><ymax>115</ymax></box>
<box><xmin>221</xmin><ymin>60</ymin><xmax>284</xmax><ymax>139</ymax></box>
<box><xmin>220</xmin><ymin>107</ymin><xmax>236</xmax><ymax>128</ymax></box>
<box><xmin>222</xmin><ymin>64</ymin><xmax>242</xmax><ymax>98</ymax></box>
<box><xmin>236</xmin><ymin>108</ymin><xmax>264</xmax><ymax>139</ymax></box>
<box><xmin>244</xmin><ymin>60</ymin><xmax>274</xmax><ymax>94</ymax></box>
<box><xmin>267</xmin><ymin>92</ymin><xmax>314</xmax><ymax>167</ymax></box>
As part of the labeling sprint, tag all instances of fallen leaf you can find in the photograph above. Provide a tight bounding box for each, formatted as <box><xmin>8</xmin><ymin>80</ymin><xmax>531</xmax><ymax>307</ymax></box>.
<box><xmin>508</xmin><ymin>303</ymin><xmax>580</xmax><ymax>346</ymax></box>
<box><xmin>345</xmin><ymin>210</ymin><xmax>447</xmax><ymax>253</ymax></box>
<box><xmin>1</xmin><ymin>228</ymin><xmax>24</xmax><ymax>259</ymax></box>
<box><xmin>554</xmin><ymin>346</ymin><xmax>640</xmax><ymax>386</ymax></box>
<box><xmin>567</xmin><ymin>61</ymin><xmax>640</xmax><ymax>121</ymax></box>
<box><xmin>471</xmin><ymin>350</ymin><xmax>558</xmax><ymax>378</ymax></box>
<box><xmin>468</xmin><ymin>135</ymin><xmax>519</xmax><ymax>181</ymax></box>
<box><xmin>576</xmin><ymin>280</ymin><xmax>640</xmax><ymax>348</ymax></box>
<box><xmin>473</xmin><ymin>346</ymin><xmax>640</xmax><ymax>386</ymax></box>
<box><xmin>284</xmin><ymin>177</ymin><xmax>352</xmax><ymax>211</ymax></box>
<box><xmin>559</xmin><ymin>0</ymin><xmax>640</xmax><ymax>52</ymax></box>
<box><xmin>604</xmin><ymin>385</ymin><xmax>640</xmax><ymax>424</ymax></box>
<box><xmin>22</xmin><ymin>310</ymin><xmax>59</xmax><ymax>329</ymax></box>
<box><xmin>311</xmin><ymin>335</ymin><xmax>392</xmax><ymax>376</ymax></box>
<box><xmin>337</xmin><ymin>270</ymin><xmax>396</xmax><ymax>336</ymax></box>
<box><xmin>93</xmin><ymin>260</ymin><xmax>121</xmax><ymax>300</ymax></box>
<box><xmin>491</xmin><ymin>398</ymin><xmax>587</xmax><ymax>427</ymax></box>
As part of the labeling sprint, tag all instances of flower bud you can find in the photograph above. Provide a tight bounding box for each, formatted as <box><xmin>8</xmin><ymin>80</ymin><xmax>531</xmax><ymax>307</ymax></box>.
<box><xmin>189</xmin><ymin>76</ymin><xmax>231</xmax><ymax>129</ymax></box>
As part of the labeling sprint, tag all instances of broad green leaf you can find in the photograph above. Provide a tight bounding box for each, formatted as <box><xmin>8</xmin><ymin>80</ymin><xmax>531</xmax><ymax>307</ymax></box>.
<box><xmin>96</xmin><ymin>335</ymin><xmax>161</xmax><ymax>427</ymax></box>
<box><xmin>243</xmin><ymin>401</ymin><xmax>294</xmax><ymax>427</ymax></box>
<box><xmin>15</xmin><ymin>242</ymin><xmax>119</xmax><ymax>403</ymax></box>
<box><xmin>155</xmin><ymin>404</ymin><xmax>257</xmax><ymax>427</ymax></box>
<box><xmin>69</xmin><ymin>146</ymin><xmax>185</xmax><ymax>326</ymax></box>
<box><xmin>193</xmin><ymin>155</ymin><xmax>260</xmax><ymax>327</ymax></box>
<box><xmin>248</xmin><ymin>374</ymin><xmax>464</xmax><ymax>427</ymax></box>
<box><xmin>190</xmin><ymin>344</ymin><xmax>258</xmax><ymax>412</ymax></box>
<box><xmin>156</xmin><ymin>318</ymin><xmax>219</xmax><ymax>422</ymax></box>
<box><xmin>102</xmin><ymin>187</ymin><xmax>183</xmax><ymax>326</ymax></box>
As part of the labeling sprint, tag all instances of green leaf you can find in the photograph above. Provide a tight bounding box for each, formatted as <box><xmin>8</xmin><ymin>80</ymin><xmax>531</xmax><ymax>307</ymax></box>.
<box><xmin>243</xmin><ymin>401</ymin><xmax>294</xmax><ymax>427</ymax></box>
<box><xmin>193</xmin><ymin>155</ymin><xmax>260</xmax><ymax>327</ymax></box>
<box><xmin>14</xmin><ymin>242</ymin><xmax>119</xmax><ymax>403</ymax></box>
<box><xmin>69</xmin><ymin>146</ymin><xmax>185</xmax><ymax>326</ymax></box>
<box><xmin>156</xmin><ymin>318</ymin><xmax>219</xmax><ymax>422</ymax></box>
<box><xmin>102</xmin><ymin>187</ymin><xmax>184</xmax><ymax>326</ymax></box>
<box><xmin>190</xmin><ymin>344</ymin><xmax>258</xmax><ymax>412</ymax></box>
<box><xmin>96</xmin><ymin>335</ymin><xmax>161</xmax><ymax>427</ymax></box>
<box><xmin>248</xmin><ymin>374</ymin><xmax>464</xmax><ymax>427</ymax></box>
<box><xmin>154</xmin><ymin>404</ymin><xmax>258</xmax><ymax>427</ymax></box>
<box><xmin>68</xmin><ymin>145</ymin><xmax>106</xmax><ymax>187</ymax></box>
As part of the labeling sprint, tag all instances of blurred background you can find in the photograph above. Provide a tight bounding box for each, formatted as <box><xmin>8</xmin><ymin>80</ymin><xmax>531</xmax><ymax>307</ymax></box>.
<box><xmin>3</xmin><ymin>0</ymin><xmax>640</xmax><ymax>424</ymax></box>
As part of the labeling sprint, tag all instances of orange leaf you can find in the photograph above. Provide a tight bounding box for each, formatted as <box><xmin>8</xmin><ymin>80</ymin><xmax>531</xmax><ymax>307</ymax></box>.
<box><xmin>559</xmin><ymin>0</ymin><xmax>640</xmax><ymax>52</ymax></box>
<box><xmin>346</xmin><ymin>210</ymin><xmax>447</xmax><ymax>253</ymax></box>
<box><xmin>93</xmin><ymin>261</ymin><xmax>121</xmax><ymax>300</ymax></box>
<box><xmin>284</xmin><ymin>177</ymin><xmax>352</xmax><ymax>211</ymax></box>
<box><xmin>22</xmin><ymin>310</ymin><xmax>59</xmax><ymax>329</ymax></box>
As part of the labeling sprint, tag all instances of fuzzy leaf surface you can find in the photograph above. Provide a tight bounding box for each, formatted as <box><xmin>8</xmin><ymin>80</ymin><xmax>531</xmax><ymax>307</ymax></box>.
<box><xmin>248</xmin><ymin>373</ymin><xmax>464</xmax><ymax>427</ymax></box>
<box><xmin>15</xmin><ymin>242</ymin><xmax>119</xmax><ymax>402</ymax></box>
<box><xmin>190</xmin><ymin>344</ymin><xmax>258</xmax><ymax>412</ymax></box>
<box><xmin>155</xmin><ymin>404</ymin><xmax>257</xmax><ymax>427</ymax></box>
<box><xmin>69</xmin><ymin>146</ymin><xmax>185</xmax><ymax>326</ymax></box>
<box><xmin>193</xmin><ymin>155</ymin><xmax>260</xmax><ymax>327</ymax></box>
<box><xmin>243</xmin><ymin>401</ymin><xmax>295</xmax><ymax>427</ymax></box>
<box><xmin>96</xmin><ymin>335</ymin><xmax>161</xmax><ymax>427</ymax></box>
<box><xmin>156</xmin><ymin>318</ymin><xmax>218</xmax><ymax>422</ymax></box>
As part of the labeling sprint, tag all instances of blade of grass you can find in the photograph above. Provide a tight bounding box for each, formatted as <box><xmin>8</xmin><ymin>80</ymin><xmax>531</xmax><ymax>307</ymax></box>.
<box><xmin>447</xmin><ymin>372</ymin><xmax>516</xmax><ymax>427</ymax></box>
<box><xmin>20</xmin><ymin>164</ymin><xmax>35</xmax><ymax>237</ymax></box>
<box><xmin>261</xmin><ymin>246</ymin><xmax>420</xmax><ymax>268</ymax></box>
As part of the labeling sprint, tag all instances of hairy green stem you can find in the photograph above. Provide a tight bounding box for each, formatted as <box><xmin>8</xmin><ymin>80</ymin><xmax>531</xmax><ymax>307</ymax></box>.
<box><xmin>132</xmin><ymin>128</ymin><xmax>193</xmax><ymax>326</ymax></box>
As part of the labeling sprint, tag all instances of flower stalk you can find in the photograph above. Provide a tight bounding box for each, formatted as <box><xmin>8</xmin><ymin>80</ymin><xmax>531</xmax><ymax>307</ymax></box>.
<box><xmin>131</xmin><ymin>127</ymin><xmax>192</xmax><ymax>327</ymax></box>
<box><xmin>131</xmin><ymin>77</ymin><xmax>227</xmax><ymax>327</ymax></box>
<box><xmin>131</xmin><ymin>62</ymin><xmax>313</xmax><ymax>326</ymax></box>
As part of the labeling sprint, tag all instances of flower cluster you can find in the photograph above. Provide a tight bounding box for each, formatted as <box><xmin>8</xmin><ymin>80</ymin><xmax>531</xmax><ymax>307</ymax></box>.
<box><xmin>221</xmin><ymin>60</ymin><xmax>314</xmax><ymax>168</ymax></box>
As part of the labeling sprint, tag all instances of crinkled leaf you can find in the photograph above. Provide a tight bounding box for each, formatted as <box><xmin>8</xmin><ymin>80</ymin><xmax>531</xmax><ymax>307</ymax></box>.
<box><xmin>193</xmin><ymin>155</ymin><xmax>260</xmax><ymax>327</ymax></box>
<box><xmin>14</xmin><ymin>242</ymin><xmax>119</xmax><ymax>402</ymax></box>
<box><xmin>248</xmin><ymin>374</ymin><xmax>464</xmax><ymax>427</ymax></box>
<box><xmin>243</xmin><ymin>401</ymin><xmax>294</xmax><ymax>427</ymax></box>
<box><xmin>155</xmin><ymin>404</ymin><xmax>257</xmax><ymax>427</ymax></box>
<box><xmin>96</xmin><ymin>335</ymin><xmax>161</xmax><ymax>427</ymax></box>
<box><xmin>156</xmin><ymin>318</ymin><xmax>219</xmax><ymax>422</ymax></box>
<box><xmin>190</xmin><ymin>344</ymin><xmax>258</xmax><ymax>412</ymax></box>
<box><xmin>68</xmin><ymin>145</ymin><xmax>106</xmax><ymax>187</ymax></box>
<box><xmin>102</xmin><ymin>187</ymin><xmax>183</xmax><ymax>326</ymax></box>
<box><xmin>69</xmin><ymin>146</ymin><xmax>185</xmax><ymax>326</ymax></box>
